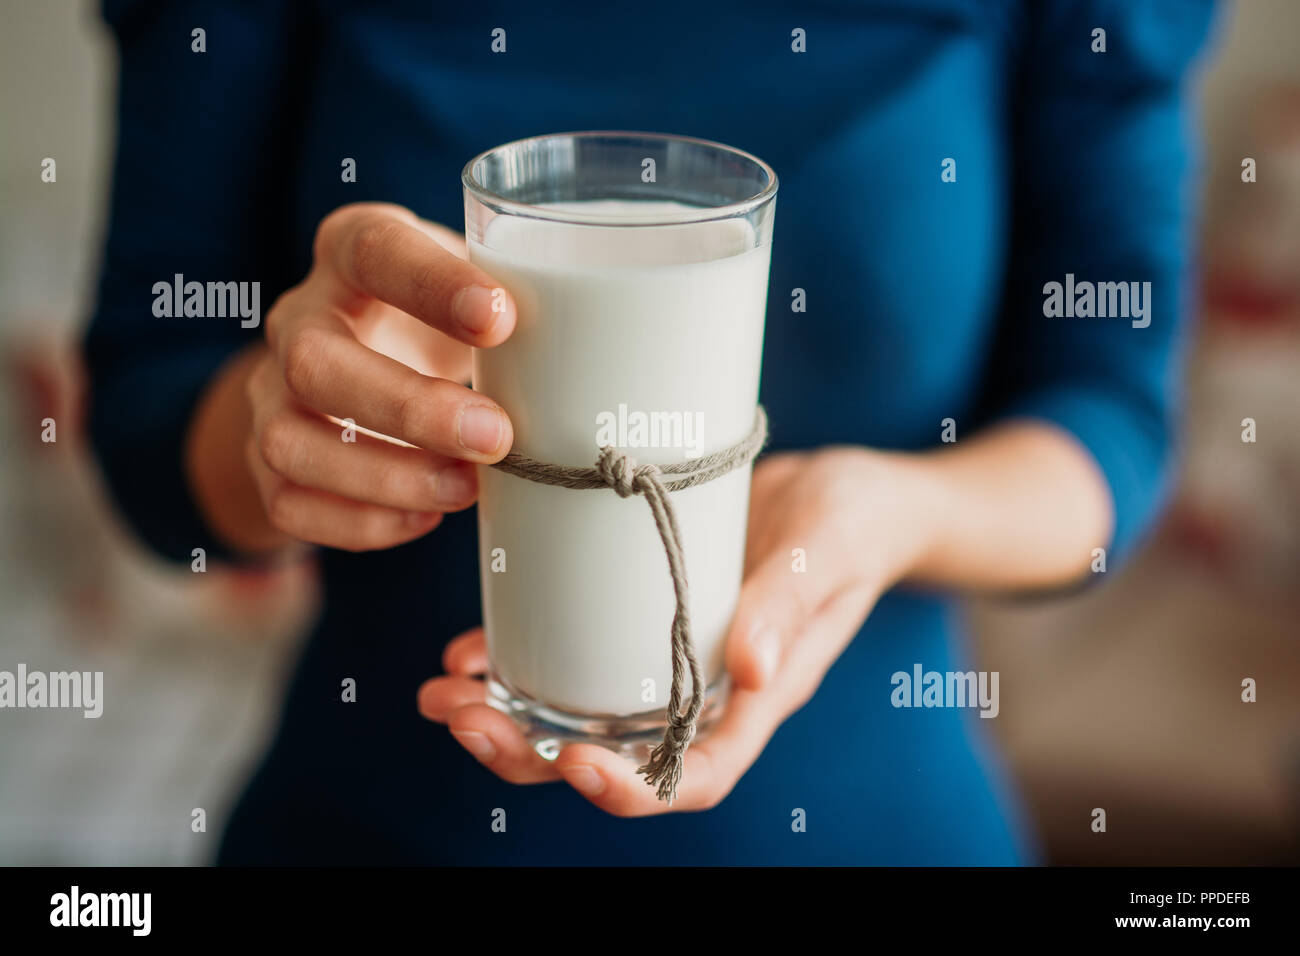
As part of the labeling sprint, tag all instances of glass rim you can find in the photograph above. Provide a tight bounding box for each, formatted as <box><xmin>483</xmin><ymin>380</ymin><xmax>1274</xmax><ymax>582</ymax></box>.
<box><xmin>461</xmin><ymin>130</ymin><xmax>778</xmax><ymax>227</ymax></box>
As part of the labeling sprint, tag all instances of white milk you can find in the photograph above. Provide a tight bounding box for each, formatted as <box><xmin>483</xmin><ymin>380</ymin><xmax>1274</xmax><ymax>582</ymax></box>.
<box><xmin>470</xmin><ymin>201</ymin><xmax>770</xmax><ymax>716</ymax></box>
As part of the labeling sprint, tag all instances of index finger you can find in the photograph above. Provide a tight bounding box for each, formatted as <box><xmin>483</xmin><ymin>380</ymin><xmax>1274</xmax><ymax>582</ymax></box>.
<box><xmin>313</xmin><ymin>203</ymin><xmax>516</xmax><ymax>347</ymax></box>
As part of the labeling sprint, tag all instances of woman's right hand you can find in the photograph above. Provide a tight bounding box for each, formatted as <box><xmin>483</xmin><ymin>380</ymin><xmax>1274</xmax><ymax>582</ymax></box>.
<box><xmin>191</xmin><ymin>202</ymin><xmax>517</xmax><ymax>555</ymax></box>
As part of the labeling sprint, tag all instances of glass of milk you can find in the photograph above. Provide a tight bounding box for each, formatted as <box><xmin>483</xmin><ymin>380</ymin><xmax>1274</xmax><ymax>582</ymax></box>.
<box><xmin>463</xmin><ymin>132</ymin><xmax>776</xmax><ymax>758</ymax></box>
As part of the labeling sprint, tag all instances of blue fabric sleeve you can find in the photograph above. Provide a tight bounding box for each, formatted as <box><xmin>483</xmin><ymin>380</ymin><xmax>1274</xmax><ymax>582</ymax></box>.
<box><xmin>84</xmin><ymin>0</ymin><xmax>307</xmax><ymax>563</ymax></box>
<box><xmin>976</xmin><ymin>0</ymin><xmax>1220</xmax><ymax>566</ymax></box>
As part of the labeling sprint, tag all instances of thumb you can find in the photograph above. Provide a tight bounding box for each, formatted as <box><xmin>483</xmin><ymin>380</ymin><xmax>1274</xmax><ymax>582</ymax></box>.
<box><xmin>724</xmin><ymin>541</ymin><xmax>840</xmax><ymax>691</ymax></box>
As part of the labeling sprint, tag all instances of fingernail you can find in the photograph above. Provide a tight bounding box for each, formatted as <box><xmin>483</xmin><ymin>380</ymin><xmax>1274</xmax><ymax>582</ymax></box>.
<box><xmin>458</xmin><ymin>404</ymin><xmax>504</xmax><ymax>456</ymax></box>
<box><xmin>451</xmin><ymin>730</ymin><xmax>496</xmax><ymax>763</ymax></box>
<box><xmin>433</xmin><ymin>462</ymin><xmax>476</xmax><ymax>508</ymax></box>
<box><xmin>453</xmin><ymin>285</ymin><xmax>498</xmax><ymax>334</ymax></box>
<box><xmin>749</xmin><ymin>626</ymin><xmax>781</xmax><ymax>685</ymax></box>
<box><xmin>561</xmin><ymin>764</ymin><xmax>606</xmax><ymax>797</ymax></box>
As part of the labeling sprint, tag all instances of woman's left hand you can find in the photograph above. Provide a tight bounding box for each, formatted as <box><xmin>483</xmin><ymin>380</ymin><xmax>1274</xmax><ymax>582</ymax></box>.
<box><xmin>417</xmin><ymin>446</ymin><xmax>941</xmax><ymax>816</ymax></box>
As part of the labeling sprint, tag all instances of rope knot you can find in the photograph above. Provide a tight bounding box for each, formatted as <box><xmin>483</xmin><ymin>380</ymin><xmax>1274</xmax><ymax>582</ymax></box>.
<box><xmin>664</xmin><ymin>719</ymin><xmax>696</xmax><ymax>750</ymax></box>
<box><xmin>596</xmin><ymin>445</ymin><xmax>661</xmax><ymax>498</ymax></box>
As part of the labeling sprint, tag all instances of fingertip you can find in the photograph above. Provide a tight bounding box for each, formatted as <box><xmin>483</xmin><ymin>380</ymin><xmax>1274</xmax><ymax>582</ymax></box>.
<box><xmin>456</xmin><ymin>403</ymin><xmax>513</xmax><ymax>461</ymax></box>
<box><xmin>725</xmin><ymin>627</ymin><xmax>763</xmax><ymax>690</ymax></box>
<box><xmin>452</xmin><ymin>284</ymin><xmax>516</xmax><ymax>347</ymax></box>
<box><xmin>442</xmin><ymin>629</ymin><xmax>489</xmax><ymax>676</ymax></box>
<box><xmin>558</xmin><ymin>763</ymin><xmax>607</xmax><ymax>798</ymax></box>
<box><xmin>446</xmin><ymin>702</ymin><xmax>509</xmax><ymax>738</ymax></box>
<box><xmin>390</xmin><ymin>510</ymin><xmax>443</xmax><ymax>549</ymax></box>
<box><xmin>726</xmin><ymin>617</ymin><xmax>780</xmax><ymax>690</ymax></box>
<box><xmin>450</xmin><ymin>728</ymin><xmax>497</xmax><ymax>764</ymax></box>
<box><xmin>446</xmin><ymin>704</ymin><xmax>502</xmax><ymax>755</ymax></box>
<box><xmin>555</xmin><ymin>745</ymin><xmax>626</xmax><ymax>807</ymax></box>
<box><xmin>405</xmin><ymin>510</ymin><xmax>443</xmax><ymax>530</ymax></box>
<box><xmin>432</xmin><ymin>461</ymin><xmax>479</xmax><ymax>512</ymax></box>
<box><xmin>554</xmin><ymin>742</ymin><xmax>618</xmax><ymax>771</ymax></box>
<box><xmin>481</xmin><ymin>295</ymin><xmax>517</xmax><ymax>347</ymax></box>
<box><xmin>440</xmin><ymin>627</ymin><xmax>483</xmax><ymax>669</ymax></box>
<box><xmin>415</xmin><ymin>678</ymin><xmax>442</xmax><ymax>720</ymax></box>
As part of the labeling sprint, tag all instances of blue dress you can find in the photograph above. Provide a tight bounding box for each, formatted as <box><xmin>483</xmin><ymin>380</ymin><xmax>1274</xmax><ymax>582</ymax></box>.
<box><xmin>84</xmin><ymin>0</ymin><xmax>1217</xmax><ymax>864</ymax></box>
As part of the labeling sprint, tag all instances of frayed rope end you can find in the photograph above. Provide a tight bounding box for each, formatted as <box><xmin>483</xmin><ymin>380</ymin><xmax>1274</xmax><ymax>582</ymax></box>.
<box><xmin>637</xmin><ymin>742</ymin><xmax>687</xmax><ymax>805</ymax></box>
<box><xmin>638</xmin><ymin>719</ymin><xmax>695</xmax><ymax>804</ymax></box>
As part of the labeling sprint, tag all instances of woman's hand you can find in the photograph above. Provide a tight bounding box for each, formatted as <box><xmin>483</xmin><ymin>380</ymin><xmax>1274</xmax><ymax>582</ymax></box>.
<box><xmin>417</xmin><ymin>446</ymin><xmax>946</xmax><ymax>815</ymax></box>
<box><xmin>187</xmin><ymin>202</ymin><xmax>517</xmax><ymax>554</ymax></box>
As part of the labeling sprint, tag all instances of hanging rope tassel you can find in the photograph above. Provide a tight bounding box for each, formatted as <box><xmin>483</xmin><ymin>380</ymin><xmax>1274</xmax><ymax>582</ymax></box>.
<box><xmin>493</xmin><ymin>407</ymin><xmax>768</xmax><ymax>803</ymax></box>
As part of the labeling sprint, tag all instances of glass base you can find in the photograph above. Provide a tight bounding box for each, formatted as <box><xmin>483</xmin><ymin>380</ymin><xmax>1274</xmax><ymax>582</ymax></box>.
<box><xmin>486</xmin><ymin>672</ymin><xmax>729</xmax><ymax>762</ymax></box>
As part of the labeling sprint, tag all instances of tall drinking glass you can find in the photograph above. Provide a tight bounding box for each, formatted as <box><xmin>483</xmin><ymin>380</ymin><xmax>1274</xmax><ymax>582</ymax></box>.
<box><xmin>463</xmin><ymin>131</ymin><xmax>777</xmax><ymax>756</ymax></box>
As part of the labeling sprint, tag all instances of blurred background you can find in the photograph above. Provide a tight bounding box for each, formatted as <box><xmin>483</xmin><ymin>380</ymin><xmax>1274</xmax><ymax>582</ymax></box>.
<box><xmin>1</xmin><ymin>1</ymin><xmax>1297</xmax><ymax>864</ymax></box>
